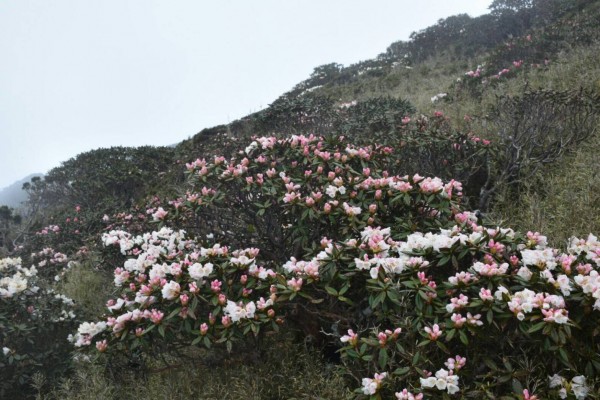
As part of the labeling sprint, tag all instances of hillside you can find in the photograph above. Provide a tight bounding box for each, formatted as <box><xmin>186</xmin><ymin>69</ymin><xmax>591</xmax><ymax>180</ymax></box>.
<box><xmin>2</xmin><ymin>1</ymin><xmax>600</xmax><ymax>398</ymax></box>
<box><xmin>173</xmin><ymin>0</ymin><xmax>600</xmax><ymax>243</ymax></box>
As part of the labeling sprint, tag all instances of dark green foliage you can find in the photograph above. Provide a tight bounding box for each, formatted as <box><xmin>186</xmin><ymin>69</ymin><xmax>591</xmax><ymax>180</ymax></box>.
<box><xmin>254</xmin><ymin>94</ymin><xmax>340</xmax><ymax>135</ymax></box>
<box><xmin>338</xmin><ymin>97</ymin><xmax>415</xmax><ymax>136</ymax></box>
<box><xmin>0</xmin><ymin>258</ymin><xmax>79</xmax><ymax>399</ymax></box>
<box><xmin>0</xmin><ymin>206</ymin><xmax>21</xmax><ymax>254</ymax></box>
<box><xmin>43</xmin><ymin>146</ymin><xmax>176</xmax><ymax>210</ymax></box>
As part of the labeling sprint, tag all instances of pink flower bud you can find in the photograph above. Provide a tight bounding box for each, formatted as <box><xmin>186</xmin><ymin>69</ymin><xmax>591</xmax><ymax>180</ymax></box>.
<box><xmin>180</xmin><ymin>294</ymin><xmax>189</xmax><ymax>306</ymax></box>
<box><xmin>221</xmin><ymin>315</ymin><xmax>232</xmax><ymax>328</ymax></box>
<box><xmin>200</xmin><ymin>323</ymin><xmax>209</xmax><ymax>335</ymax></box>
<box><xmin>96</xmin><ymin>340</ymin><xmax>108</xmax><ymax>352</ymax></box>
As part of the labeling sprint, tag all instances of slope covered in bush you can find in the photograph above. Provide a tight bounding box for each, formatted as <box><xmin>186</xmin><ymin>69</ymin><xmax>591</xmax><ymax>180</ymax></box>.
<box><xmin>65</xmin><ymin>133</ymin><xmax>600</xmax><ymax>399</ymax></box>
<box><xmin>2</xmin><ymin>1</ymin><xmax>600</xmax><ymax>398</ymax></box>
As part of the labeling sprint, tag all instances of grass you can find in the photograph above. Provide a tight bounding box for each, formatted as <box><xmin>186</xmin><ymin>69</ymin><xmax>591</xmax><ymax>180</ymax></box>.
<box><xmin>56</xmin><ymin>257</ymin><xmax>114</xmax><ymax>319</ymax></box>
<box><xmin>489</xmin><ymin>132</ymin><xmax>600</xmax><ymax>248</ymax></box>
<box><xmin>34</xmin><ymin>336</ymin><xmax>354</xmax><ymax>400</ymax></box>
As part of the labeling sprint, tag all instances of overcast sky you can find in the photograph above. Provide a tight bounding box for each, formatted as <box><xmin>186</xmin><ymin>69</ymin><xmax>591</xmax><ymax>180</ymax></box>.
<box><xmin>0</xmin><ymin>0</ymin><xmax>492</xmax><ymax>189</ymax></box>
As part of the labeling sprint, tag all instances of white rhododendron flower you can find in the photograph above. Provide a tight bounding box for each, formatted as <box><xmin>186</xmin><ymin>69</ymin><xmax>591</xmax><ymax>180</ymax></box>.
<box><xmin>571</xmin><ymin>375</ymin><xmax>589</xmax><ymax>399</ymax></box>
<box><xmin>188</xmin><ymin>262</ymin><xmax>214</xmax><ymax>280</ymax></box>
<box><xmin>224</xmin><ymin>300</ymin><xmax>256</xmax><ymax>322</ymax></box>
<box><xmin>420</xmin><ymin>368</ymin><xmax>460</xmax><ymax>394</ymax></box>
<box><xmin>70</xmin><ymin>321</ymin><xmax>108</xmax><ymax>347</ymax></box>
<box><xmin>361</xmin><ymin>372</ymin><xmax>387</xmax><ymax>395</ymax></box>
<box><xmin>161</xmin><ymin>280</ymin><xmax>181</xmax><ymax>300</ymax></box>
<box><xmin>521</xmin><ymin>248</ymin><xmax>557</xmax><ymax>270</ymax></box>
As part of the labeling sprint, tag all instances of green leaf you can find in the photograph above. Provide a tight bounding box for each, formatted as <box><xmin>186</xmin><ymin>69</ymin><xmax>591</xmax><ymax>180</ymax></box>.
<box><xmin>360</xmin><ymin>343</ymin><xmax>368</xmax><ymax>355</ymax></box>
<box><xmin>143</xmin><ymin>324</ymin><xmax>156</xmax><ymax>334</ymax></box>
<box><xmin>378</xmin><ymin>348</ymin><xmax>388</xmax><ymax>369</ymax></box>
<box><xmin>438</xmin><ymin>255</ymin><xmax>451</xmax><ymax>266</ymax></box>
<box><xmin>558</xmin><ymin>347</ymin><xmax>569</xmax><ymax>365</ymax></box>
<box><xmin>325</xmin><ymin>286</ymin><xmax>338</xmax><ymax>296</ymax></box>
<box><xmin>371</xmin><ymin>291</ymin><xmax>386</xmax><ymax>308</ymax></box>
<box><xmin>446</xmin><ymin>328</ymin><xmax>456</xmax><ymax>341</ymax></box>
<box><xmin>167</xmin><ymin>307</ymin><xmax>182</xmax><ymax>320</ymax></box>
<box><xmin>436</xmin><ymin>340</ymin><xmax>450</xmax><ymax>354</ymax></box>
<box><xmin>393</xmin><ymin>367</ymin><xmax>410</xmax><ymax>376</ymax></box>
<box><xmin>459</xmin><ymin>330</ymin><xmax>469</xmax><ymax>345</ymax></box>
<box><xmin>339</xmin><ymin>283</ymin><xmax>350</xmax><ymax>296</ymax></box>
<box><xmin>191</xmin><ymin>336</ymin><xmax>202</xmax><ymax>346</ymax></box>
<box><xmin>511</xmin><ymin>378</ymin><xmax>523</xmax><ymax>394</ymax></box>
<box><xmin>527</xmin><ymin>322</ymin><xmax>545</xmax><ymax>334</ymax></box>
<box><xmin>387</xmin><ymin>289</ymin><xmax>400</xmax><ymax>304</ymax></box>
<box><xmin>483</xmin><ymin>358</ymin><xmax>498</xmax><ymax>371</ymax></box>
<box><xmin>412</xmin><ymin>352</ymin><xmax>420</xmax><ymax>366</ymax></box>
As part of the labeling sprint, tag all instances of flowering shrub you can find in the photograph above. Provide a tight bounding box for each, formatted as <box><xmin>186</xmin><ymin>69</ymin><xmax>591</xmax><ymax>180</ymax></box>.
<box><xmin>71</xmin><ymin>134</ymin><xmax>600</xmax><ymax>399</ymax></box>
<box><xmin>142</xmin><ymin>133</ymin><xmax>487</xmax><ymax>259</ymax></box>
<box><xmin>74</xmin><ymin>133</ymin><xmax>479</xmax><ymax>378</ymax></box>
<box><xmin>76</xmin><ymin>213</ymin><xmax>600</xmax><ymax>398</ymax></box>
<box><xmin>0</xmin><ymin>256</ymin><xmax>79</xmax><ymax>398</ymax></box>
<box><xmin>71</xmin><ymin>227</ymin><xmax>282</xmax><ymax>358</ymax></box>
<box><xmin>327</xmin><ymin>226</ymin><xmax>600</xmax><ymax>398</ymax></box>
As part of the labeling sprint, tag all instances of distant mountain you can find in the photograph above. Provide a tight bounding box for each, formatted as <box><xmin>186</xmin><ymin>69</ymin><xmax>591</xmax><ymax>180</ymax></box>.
<box><xmin>0</xmin><ymin>173</ymin><xmax>43</xmax><ymax>209</ymax></box>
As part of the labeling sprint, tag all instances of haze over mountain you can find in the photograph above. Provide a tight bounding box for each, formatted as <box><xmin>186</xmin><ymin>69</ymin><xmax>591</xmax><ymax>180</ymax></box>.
<box><xmin>0</xmin><ymin>173</ymin><xmax>43</xmax><ymax>209</ymax></box>
<box><xmin>0</xmin><ymin>0</ymin><xmax>492</xmax><ymax>189</ymax></box>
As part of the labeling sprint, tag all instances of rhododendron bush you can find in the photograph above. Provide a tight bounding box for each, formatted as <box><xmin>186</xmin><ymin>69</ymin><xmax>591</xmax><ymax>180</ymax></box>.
<box><xmin>68</xmin><ymin>135</ymin><xmax>600</xmax><ymax>399</ymax></box>
<box><xmin>0</xmin><ymin>256</ymin><xmax>79</xmax><ymax>398</ymax></box>
<box><xmin>79</xmin><ymin>221</ymin><xmax>600</xmax><ymax>398</ymax></box>
<box><xmin>144</xmin><ymin>132</ymin><xmax>483</xmax><ymax>259</ymax></box>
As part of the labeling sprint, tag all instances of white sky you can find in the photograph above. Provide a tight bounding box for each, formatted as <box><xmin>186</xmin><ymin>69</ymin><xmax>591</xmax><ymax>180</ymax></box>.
<box><xmin>0</xmin><ymin>0</ymin><xmax>492</xmax><ymax>189</ymax></box>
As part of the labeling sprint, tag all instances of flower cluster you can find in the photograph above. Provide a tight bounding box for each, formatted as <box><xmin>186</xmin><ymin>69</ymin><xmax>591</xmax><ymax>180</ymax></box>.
<box><xmin>74</xmin><ymin>227</ymin><xmax>281</xmax><ymax>354</ymax></box>
<box><xmin>0</xmin><ymin>257</ymin><xmax>37</xmax><ymax>298</ymax></box>
<box><xmin>361</xmin><ymin>372</ymin><xmax>387</xmax><ymax>395</ymax></box>
<box><xmin>420</xmin><ymin>368</ymin><xmax>460</xmax><ymax>394</ymax></box>
<box><xmin>548</xmin><ymin>374</ymin><xmax>589</xmax><ymax>399</ymax></box>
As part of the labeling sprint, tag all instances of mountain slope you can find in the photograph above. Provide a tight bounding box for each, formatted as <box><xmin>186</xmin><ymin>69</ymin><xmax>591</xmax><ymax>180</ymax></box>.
<box><xmin>0</xmin><ymin>173</ymin><xmax>43</xmax><ymax>209</ymax></box>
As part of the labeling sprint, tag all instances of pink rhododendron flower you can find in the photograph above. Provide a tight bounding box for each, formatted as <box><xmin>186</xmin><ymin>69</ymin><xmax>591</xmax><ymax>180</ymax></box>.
<box><xmin>424</xmin><ymin>324</ymin><xmax>442</xmax><ymax>340</ymax></box>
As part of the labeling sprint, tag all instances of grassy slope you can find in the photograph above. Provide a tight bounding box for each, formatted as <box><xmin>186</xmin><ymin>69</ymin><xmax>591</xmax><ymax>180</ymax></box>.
<box><xmin>299</xmin><ymin>9</ymin><xmax>600</xmax><ymax>249</ymax></box>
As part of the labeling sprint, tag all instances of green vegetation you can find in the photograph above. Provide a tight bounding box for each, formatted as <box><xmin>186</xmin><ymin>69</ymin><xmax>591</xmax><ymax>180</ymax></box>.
<box><xmin>2</xmin><ymin>0</ymin><xmax>600</xmax><ymax>398</ymax></box>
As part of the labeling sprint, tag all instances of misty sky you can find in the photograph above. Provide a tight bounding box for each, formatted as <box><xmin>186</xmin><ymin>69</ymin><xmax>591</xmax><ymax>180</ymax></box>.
<box><xmin>0</xmin><ymin>0</ymin><xmax>492</xmax><ymax>189</ymax></box>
